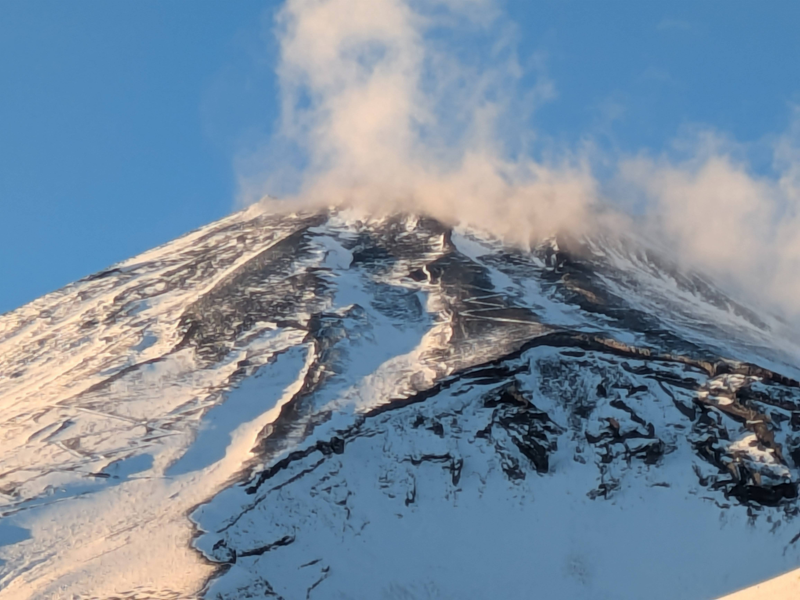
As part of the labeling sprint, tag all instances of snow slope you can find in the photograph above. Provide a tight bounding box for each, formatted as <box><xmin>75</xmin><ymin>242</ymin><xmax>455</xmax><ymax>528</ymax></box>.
<box><xmin>0</xmin><ymin>205</ymin><xmax>799</xmax><ymax>599</ymax></box>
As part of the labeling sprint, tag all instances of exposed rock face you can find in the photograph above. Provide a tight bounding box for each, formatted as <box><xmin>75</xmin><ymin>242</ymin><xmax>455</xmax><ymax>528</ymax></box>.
<box><xmin>197</xmin><ymin>336</ymin><xmax>800</xmax><ymax>600</ymax></box>
<box><xmin>1</xmin><ymin>206</ymin><xmax>800</xmax><ymax>599</ymax></box>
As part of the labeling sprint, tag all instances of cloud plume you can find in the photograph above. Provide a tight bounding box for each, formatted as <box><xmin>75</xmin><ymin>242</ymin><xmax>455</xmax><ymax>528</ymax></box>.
<box><xmin>240</xmin><ymin>0</ymin><xmax>800</xmax><ymax>319</ymax></box>
<box><xmin>240</xmin><ymin>0</ymin><xmax>597</xmax><ymax>243</ymax></box>
<box><xmin>620</xmin><ymin>121</ymin><xmax>800</xmax><ymax>316</ymax></box>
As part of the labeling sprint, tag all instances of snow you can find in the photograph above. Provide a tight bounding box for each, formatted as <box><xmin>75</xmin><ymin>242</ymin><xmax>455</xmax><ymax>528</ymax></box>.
<box><xmin>0</xmin><ymin>206</ymin><xmax>799</xmax><ymax>599</ymax></box>
<box><xmin>727</xmin><ymin>434</ymin><xmax>791</xmax><ymax>481</ymax></box>
<box><xmin>197</xmin><ymin>346</ymin><xmax>800</xmax><ymax>599</ymax></box>
<box><xmin>0</xmin><ymin>211</ymin><xmax>328</xmax><ymax>597</ymax></box>
<box><xmin>720</xmin><ymin>568</ymin><xmax>800</xmax><ymax>599</ymax></box>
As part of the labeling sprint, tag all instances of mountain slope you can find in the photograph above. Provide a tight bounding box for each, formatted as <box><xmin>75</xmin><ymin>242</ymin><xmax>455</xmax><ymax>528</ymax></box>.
<box><xmin>0</xmin><ymin>205</ymin><xmax>799</xmax><ymax>599</ymax></box>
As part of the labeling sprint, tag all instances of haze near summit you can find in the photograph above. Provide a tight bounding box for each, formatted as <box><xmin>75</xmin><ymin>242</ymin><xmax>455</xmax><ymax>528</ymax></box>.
<box><xmin>238</xmin><ymin>0</ymin><xmax>800</xmax><ymax>320</ymax></box>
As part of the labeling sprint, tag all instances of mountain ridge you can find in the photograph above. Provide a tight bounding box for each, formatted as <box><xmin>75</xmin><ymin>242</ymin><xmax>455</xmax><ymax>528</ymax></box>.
<box><xmin>0</xmin><ymin>204</ymin><xmax>799</xmax><ymax>599</ymax></box>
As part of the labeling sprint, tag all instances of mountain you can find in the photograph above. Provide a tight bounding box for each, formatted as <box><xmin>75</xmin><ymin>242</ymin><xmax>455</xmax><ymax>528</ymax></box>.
<box><xmin>1</xmin><ymin>204</ymin><xmax>799</xmax><ymax>600</ymax></box>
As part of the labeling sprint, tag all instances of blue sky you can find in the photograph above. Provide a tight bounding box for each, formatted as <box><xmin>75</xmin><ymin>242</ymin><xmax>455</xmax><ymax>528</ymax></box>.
<box><xmin>1</xmin><ymin>1</ymin><xmax>799</xmax><ymax>314</ymax></box>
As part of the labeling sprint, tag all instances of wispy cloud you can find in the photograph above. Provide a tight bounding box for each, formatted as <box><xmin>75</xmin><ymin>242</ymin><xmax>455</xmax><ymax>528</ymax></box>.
<box><xmin>656</xmin><ymin>18</ymin><xmax>696</xmax><ymax>33</ymax></box>
<box><xmin>239</xmin><ymin>0</ymin><xmax>800</xmax><ymax>319</ymax></box>
<box><xmin>619</xmin><ymin>116</ymin><xmax>800</xmax><ymax>315</ymax></box>
<box><xmin>238</xmin><ymin>0</ymin><xmax>597</xmax><ymax>243</ymax></box>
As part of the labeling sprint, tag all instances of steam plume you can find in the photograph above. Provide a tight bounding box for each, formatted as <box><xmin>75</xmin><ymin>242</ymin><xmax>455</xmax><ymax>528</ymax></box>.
<box><xmin>240</xmin><ymin>0</ymin><xmax>800</xmax><ymax>318</ymax></box>
<box><xmin>620</xmin><ymin>121</ymin><xmax>800</xmax><ymax>316</ymax></box>
<box><xmin>240</xmin><ymin>0</ymin><xmax>597</xmax><ymax>243</ymax></box>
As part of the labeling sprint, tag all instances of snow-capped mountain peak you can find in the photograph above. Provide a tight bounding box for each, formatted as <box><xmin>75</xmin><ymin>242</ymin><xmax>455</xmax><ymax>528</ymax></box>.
<box><xmin>1</xmin><ymin>205</ymin><xmax>799</xmax><ymax>599</ymax></box>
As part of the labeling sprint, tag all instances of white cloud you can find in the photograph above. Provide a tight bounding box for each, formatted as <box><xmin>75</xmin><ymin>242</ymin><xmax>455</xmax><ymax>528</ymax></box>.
<box><xmin>238</xmin><ymin>0</ymin><xmax>596</xmax><ymax>242</ymax></box>
<box><xmin>619</xmin><ymin>121</ymin><xmax>800</xmax><ymax>316</ymax></box>
<box><xmin>239</xmin><ymin>0</ymin><xmax>800</xmax><ymax>319</ymax></box>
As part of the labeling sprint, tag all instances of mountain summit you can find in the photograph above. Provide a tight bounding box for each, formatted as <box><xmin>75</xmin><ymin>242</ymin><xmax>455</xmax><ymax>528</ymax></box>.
<box><xmin>1</xmin><ymin>205</ymin><xmax>799</xmax><ymax>599</ymax></box>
